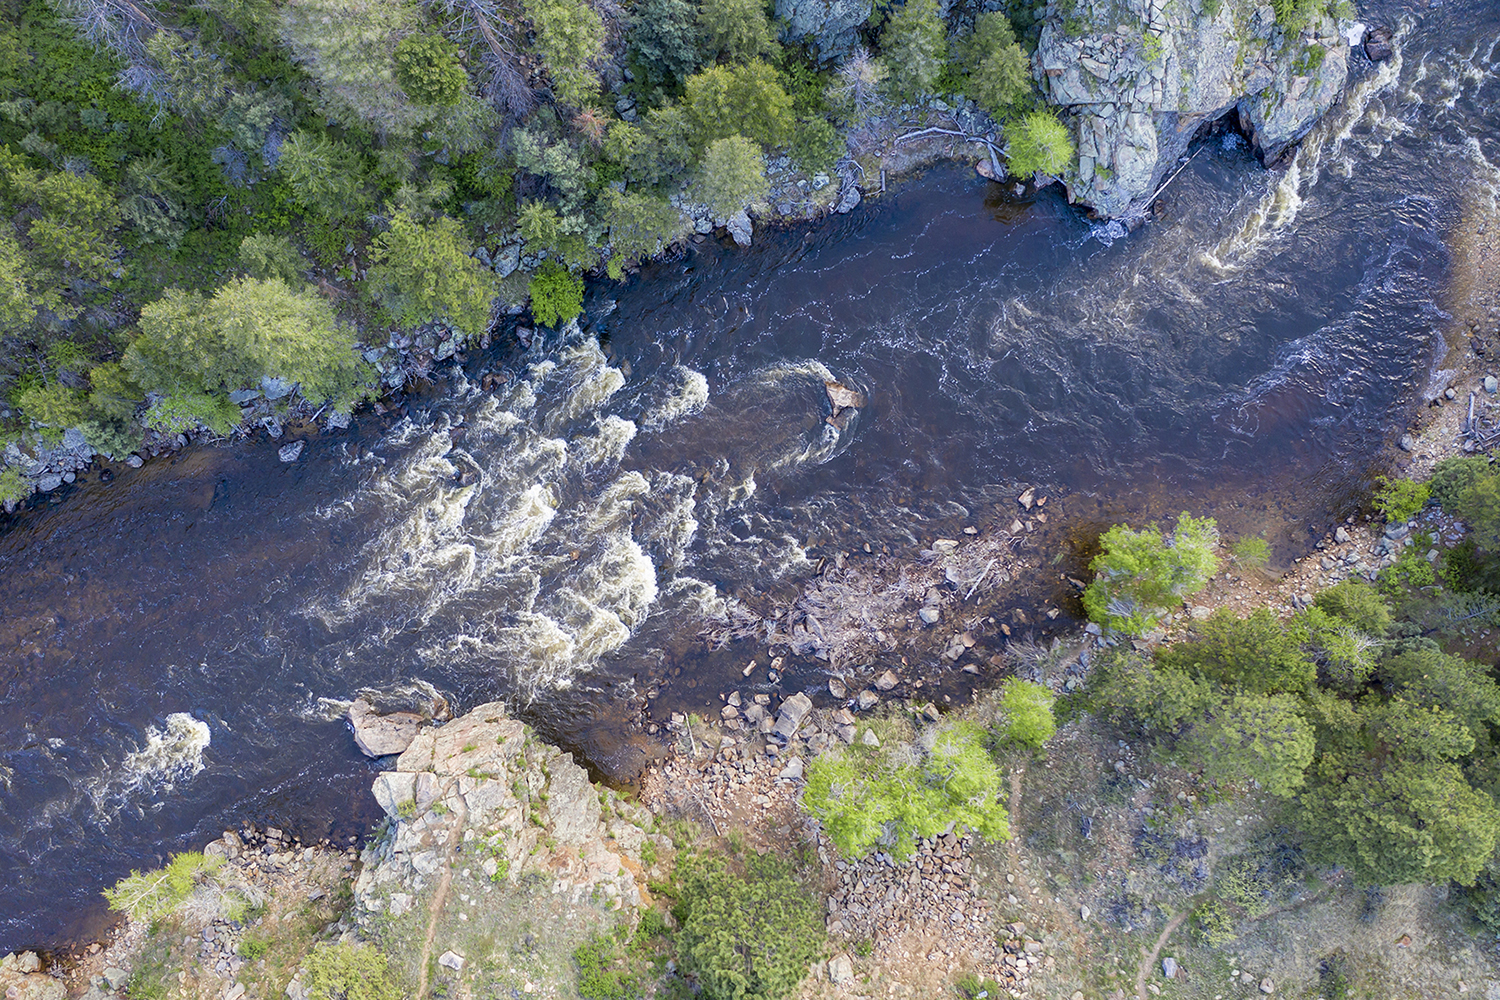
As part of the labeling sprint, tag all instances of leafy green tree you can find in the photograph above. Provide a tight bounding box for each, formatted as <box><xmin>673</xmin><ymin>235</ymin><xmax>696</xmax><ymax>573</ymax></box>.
<box><xmin>522</xmin><ymin>0</ymin><xmax>605</xmax><ymax>107</ymax></box>
<box><xmin>518</xmin><ymin>200</ymin><xmax>599</xmax><ymax>270</ymax></box>
<box><xmin>1432</xmin><ymin>456</ymin><xmax>1500</xmax><ymax>551</ymax></box>
<box><xmin>1299</xmin><ymin>701</ymin><xmax>1500</xmax><ymax>885</ymax></box>
<box><xmin>19</xmin><ymin>382</ymin><xmax>90</xmax><ymax>444</ymax></box>
<box><xmin>627</xmin><ymin>0</ymin><xmax>702</xmax><ymax>90</ymax></box>
<box><xmin>302</xmin><ymin>943</ymin><xmax>401</xmax><ymax>1000</ymax></box>
<box><xmin>692</xmin><ymin>134</ymin><xmax>768</xmax><ymax>218</ymax></box>
<box><xmin>1296</xmin><ymin>605</ymin><xmax>1377</xmax><ymax>690</ymax></box>
<box><xmin>237</xmin><ymin>233</ymin><xmax>306</xmax><ymax>283</ymax></box>
<box><xmin>1378</xmin><ymin>645</ymin><xmax>1500</xmax><ymax>740</ymax></box>
<box><xmin>127</xmin><ymin>278</ymin><xmax>370</xmax><ymax>406</ymax></box>
<box><xmin>527</xmin><ymin>261</ymin><xmax>584</xmax><ymax>327</ymax></box>
<box><xmin>954</xmin><ymin>12</ymin><xmax>1031</xmax><ymax>116</ymax></box>
<box><xmin>394</xmin><ymin>33</ymin><xmax>467</xmax><ymax>106</ymax></box>
<box><xmin>600</xmin><ymin>189</ymin><xmax>686</xmax><ymax>277</ymax></box>
<box><xmin>103</xmin><ymin>852</ymin><xmax>223</xmax><ymax>922</ymax></box>
<box><xmin>878</xmin><ymin>0</ymin><xmax>946</xmax><ymax>101</ymax></box>
<box><xmin>674</xmin><ymin>852</ymin><xmax>825</xmax><ymax>1000</ymax></box>
<box><xmin>635</xmin><ymin>104</ymin><xmax>696</xmax><ymax>184</ymax></box>
<box><xmin>1312</xmin><ymin>579</ymin><xmax>1392</xmax><ymax>635</ymax></box>
<box><xmin>683</xmin><ymin>61</ymin><xmax>795</xmax><ymax>148</ymax></box>
<box><xmin>699</xmin><ymin>0</ymin><xmax>775</xmax><ymax>63</ymax></box>
<box><xmin>1082</xmin><ymin>512</ymin><xmax>1219</xmax><ymax>634</ymax></box>
<box><xmin>803</xmin><ymin>719</ymin><xmax>1009</xmax><ymax>859</ymax></box>
<box><xmin>1184</xmin><ymin>693</ymin><xmax>1314</xmax><ymax>797</ymax></box>
<box><xmin>279</xmin><ymin>0</ymin><xmax>422</xmax><ymax>132</ymax></box>
<box><xmin>279</xmin><ymin>131</ymin><xmax>371</xmax><ymax>221</ymax></box>
<box><xmin>87</xmin><ymin>362</ymin><xmax>144</xmax><ymax>422</ymax></box>
<box><xmin>1000</xmin><ymin>678</ymin><xmax>1056</xmax><ymax>747</ymax></box>
<box><xmin>1005</xmin><ymin>110</ymin><xmax>1075</xmax><ymax>177</ymax></box>
<box><xmin>0</xmin><ymin>231</ymin><xmax>33</xmax><ymax>332</ymax></box>
<box><xmin>368</xmin><ymin>212</ymin><xmax>495</xmax><ymax>340</ymax></box>
<box><xmin>1156</xmin><ymin>608</ymin><xmax>1316</xmax><ymax>695</ymax></box>
<box><xmin>144</xmin><ymin>387</ymin><xmax>243</xmax><ymax>437</ymax></box>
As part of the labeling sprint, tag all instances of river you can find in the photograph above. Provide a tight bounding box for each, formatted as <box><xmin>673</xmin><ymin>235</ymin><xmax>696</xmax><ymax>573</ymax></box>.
<box><xmin>1</xmin><ymin>0</ymin><xmax>1496</xmax><ymax>951</ymax></box>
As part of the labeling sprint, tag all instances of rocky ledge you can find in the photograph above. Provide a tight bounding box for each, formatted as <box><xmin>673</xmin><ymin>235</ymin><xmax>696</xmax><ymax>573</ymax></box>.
<box><xmin>1036</xmin><ymin>0</ymin><xmax>1355</xmax><ymax>218</ymax></box>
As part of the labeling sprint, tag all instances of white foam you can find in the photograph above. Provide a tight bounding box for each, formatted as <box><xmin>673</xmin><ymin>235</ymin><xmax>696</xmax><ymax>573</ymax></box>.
<box><xmin>81</xmin><ymin>713</ymin><xmax>212</xmax><ymax>823</ymax></box>
<box><xmin>642</xmin><ymin>367</ymin><xmax>710</xmax><ymax>430</ymax></box>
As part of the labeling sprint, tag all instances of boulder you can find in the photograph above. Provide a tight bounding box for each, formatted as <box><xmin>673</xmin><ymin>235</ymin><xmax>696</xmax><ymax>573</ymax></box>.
<box><xmin>260</xmin><ymin>376</ymin><xmax>295</xmax><ymax>400</ymax></box>
<box><xmin>828</xmin><ymin>953</ymin><xmax>855</xmax><ymax>984</ymax></box>
<box><xmin>0</xmin><ymin>953</ymin><xmax>63</xmax><ymax>1000</ymax></box>
<box><xmin>349</xmin><ymin>699</ymin><xmax>422</xmax><ymax>757</ymax></box>
<box><xmin>1363</xmin><ymin>25</ymin><xmax>1393</xmax><ymax>61</ymax></box>
<box><xmin>1162</xmin><ymin>956</ymin><xmax>1178</xmax><ymax>979</ymax></box>
<box><xmin>772</xmin><ymin>692</ymin><xmax>814</xmax><ymax>740</ymax></box>
<box><xmin>278</xmin><ymin>441</ymin><xmax>305</xmax><ymax>463</ymax></box>
<box><xmin>726</xmin><ymin>210</ymin><xmax>753</xmax><ymax>248</ymax></box>
<box><xmin>874</xmin><ymin>669</ymin><xmax>899</xmax><ymax>691</ymax></box>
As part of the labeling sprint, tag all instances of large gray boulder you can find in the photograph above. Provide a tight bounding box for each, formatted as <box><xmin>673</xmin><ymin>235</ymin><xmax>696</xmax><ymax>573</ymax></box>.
<box><xmin>776</xmin><ymin>0</ymin><xmax>870</xmax><ymax>59</ymax></box>
<box><xmin>1033</xmin><ymin>0</ymin><xmax>1351</xmax><ymax>218</ymax></box>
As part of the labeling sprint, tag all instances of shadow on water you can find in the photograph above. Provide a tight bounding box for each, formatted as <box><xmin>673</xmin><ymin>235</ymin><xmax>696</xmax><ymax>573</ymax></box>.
<box><xmin>2</xmin><ymin>0</ymin><xmax>1498</xmax><ymax>950</ymax></box>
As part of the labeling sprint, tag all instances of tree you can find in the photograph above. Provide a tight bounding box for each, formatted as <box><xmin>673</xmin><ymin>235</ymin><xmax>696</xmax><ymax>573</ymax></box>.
<box><xmin>1156</xmin><ymin>608</ymin><xmax>1316</xmax><ymax>695</ymax></box>
<box><xmin>1000</xmin><ymin>679</ymin><xmax>1056</xmax><ymax>747</ymax></box>
<box><xmin>0</xmin><ymin>231</ymin><xmax>33</xmax><ymax>332</ymax></box>
<box><xmin>394</xmin><ymin>33</ymin><xmax>467</xmax><ymax>106</ymax></box>
<box><xmin>527</xmin><ymin>261</ymin><xmax>584</xmax><ymax>328</ymax></box>
<box><xmin>1082</xmin><ymin>512</ymin><xmax>1219</xmax><ymax>635</ymax></box>
<box><xmin>1312</xmin><ymin>579</ymin><xmax>1392</xmax><ymax>635</ymax></box>
<box><xmin>600</xmin><ymin>189</ymin><xmax>687</xmax><ymax>276</ymax></box>
<box><xmin>683</xmin><ymin>61</ymin><xmax>795</xmax><ymax>148</ymax></box>
<box><xmin>827</xmin><ymin>46</ymin><xmax>887</xmax><ymax>118</ymax></box>
<box><xmin>692</xmin><ymin>135</ymin><xmax>768</xmax><ymax>218</ymax></box>
<box><xmin>127</xmin><ymin>278</ymin><xmax>371</xmax><ymax>406</ymax></box>
<box><xmin>1006</xmin><ymin>110</ymin><xmax>1075</xmax><ymax>178</ymax></box>
<box><xmin>237</xmin><ymin>233</ymin><xmax>306</xmax><ymax>283</ymax></box>
<box><xmin>698</xmin><ymin>0</ymin><xmax>775</xmax><ymax>63</ymax></box>
<box><xmin>878</xmin><ymin>0</ymin><xmax>946</xmax><ymax>101</ymax></box>
<box><xmin>279</xmin><ymin>131</ymin><xmax>371</xmax><ymax>220</ymax></box>
<box><xmin>1432</xmin><ymin>456</ymin><xmax>1500</xmax><ymax>551</ymax></box>
<box><xmin>1299</xmin><ymin>701</ymin><xmax>1500</xmax><ymax>886</ymax></box>
<box><xmin>675</xmin><ymin>852</ymin><xmax>825</xmax><ymax>1000</ymax></box>
<box><xmin>279</xmin><ymin>0</ymin><xmax>422</xmax><ymax>132</ymax></box>
<box><xmin>954</xmin><ymin>12</ymin><xmax>1031</xmax><ymax>116</ymax></box>
<box><xmin>368</xmin><ymin>212</ymin><xmax>495</xmax><ymax>340</ymax></box>
<box><xmin>1377</xmin><ymin>645</ymin><xmax>1500</xmax><ymax>741</ymax></box>
<box><xmin>803</xmin><ymin>719</ymin><xmax>1009</xmax><ymax>859</ymax></box>
<box><xmin>522</xmin><ymin>0</ymin><xmax>605</xmax><ymax>107</ymax></box>
<box><xmin>1088</xmin><ymin>648</ymin><xmax>1219</xmax><ymax>734</ymax></box>
<box><xmin>1184</xmin><ymin>693</ymin><xmax>1314</xmax><ymax>797</ymax></box>
<box><xmin>627</xmin><ymin>0</ymin><xmax>701</xmax><ymax>91</ymax></box>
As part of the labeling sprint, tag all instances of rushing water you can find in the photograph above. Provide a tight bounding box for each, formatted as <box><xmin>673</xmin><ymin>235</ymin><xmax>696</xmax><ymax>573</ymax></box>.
<box><xmin>2</xmin><ymin>0</ymin><xmax>1497</xmax><ymax>951</ymax></box>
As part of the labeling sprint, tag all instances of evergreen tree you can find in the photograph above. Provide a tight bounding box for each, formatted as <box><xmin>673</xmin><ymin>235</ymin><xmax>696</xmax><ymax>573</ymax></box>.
<box><xmin>628</xmin><ymin>0</ymin><xmax>702</xmax><ymax>90</ymax></box>
<box><xmin>879</xmin><ymin>0</ymin><xmax>946</xmax><ymax>101</ymax></box>
<box><xmin>368</xmin><ymin>212</ymin><xmax>496</xmax><ymax>340</ymax></box>
<box><xmin>683</xmin><ymin>61</ymin><xmax>795</xmax><ymax>148</ymax></box>
<box><xmin>522</xmin><ymin>0</ymin><xmax>605</xmax><ymax>108</ymax></box>
<box><xmin>692</xmin><ymin>135</ymin><xmax>768</xmax><ymax>218</ymax></box>
<box><xmin>955</xmin><ymin>12</ymin><xmax>1031</xmax><ymax>116</ymax></box>
<box><xmin>699</xmin><ymin>0</ymin><xmax>775</xmax><ymax>63</ymax></box>
<box><xmin>279</xmin><ymin>0</ymin><xmax>422</xmax><ymax>132</ymax></box>
<box><xmin>394</xmin><ymin>33</ymin><xmax>468</xmax><ymax>106</ymax></box>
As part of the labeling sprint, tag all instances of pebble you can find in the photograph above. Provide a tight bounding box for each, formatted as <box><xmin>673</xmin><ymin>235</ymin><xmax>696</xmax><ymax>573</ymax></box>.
<box><xmin>1486</xmin><ymin>375</ymin><xmax>1498</xmax><ymax>394</ymax></box>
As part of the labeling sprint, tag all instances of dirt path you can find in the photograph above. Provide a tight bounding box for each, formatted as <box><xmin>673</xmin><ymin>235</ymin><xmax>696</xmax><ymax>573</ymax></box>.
<box><xmin>415</xmin><ymin>786</ymin><xmax>468</xmax><ymax>999</ymax></box>
<box><xmin>1135</xmin><ymin>909</ymin><xmax>1190</xmax><ymax>1000</ymax></box>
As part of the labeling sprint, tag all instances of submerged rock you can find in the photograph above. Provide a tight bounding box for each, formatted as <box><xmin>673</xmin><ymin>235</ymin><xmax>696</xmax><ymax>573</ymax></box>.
<box><xmin>1034</xmin><ymin>0</ymin><xmax>1352</xmax><ymax>218</ymax></box>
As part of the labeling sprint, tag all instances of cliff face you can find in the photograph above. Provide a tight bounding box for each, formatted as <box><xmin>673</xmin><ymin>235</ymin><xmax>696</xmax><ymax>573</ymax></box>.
<box><xmin>1035</xmin><ymin>0</ymin><xmax>1352</xmax><ymax>218</ymax></box>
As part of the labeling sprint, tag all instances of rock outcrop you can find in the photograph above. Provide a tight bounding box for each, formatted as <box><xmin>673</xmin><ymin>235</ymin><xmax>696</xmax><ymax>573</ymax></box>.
<box><xmin>776</xmin><ymin>0</ymin><xmax>871</xmax><ymax>58</ymax></box>
<box><xmin>1034</xmin><ymin>0</ymin><xmax>1352</xmax><ymax>218</ymax></box>
<box><xmin>0</xmin><ymin>953</ymin><xmax>64</xmax><ymax>1000</ymax></box>
<box><xmin>353</xmin><ymin>703</ymin><xmax>666</xmax><ymax>982</ymax></box>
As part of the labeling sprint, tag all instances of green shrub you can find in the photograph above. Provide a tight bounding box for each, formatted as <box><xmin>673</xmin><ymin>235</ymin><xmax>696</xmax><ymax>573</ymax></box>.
<box><xmin>393</xmin><ymin>33</ymin><xmax>467</xmax><ymax>106</ymax></box>
<box><xmin>1373</xmin><ymin>475</ymin><xmax>1430</xmax><ymax>523</ymax></box>
<box><xmin>0</xmin><ymin>466</ymin><xmax>30</xmax><ymax>504</ymax></box>
<box><xmin>691</xmin><ymin>135</ymin><xmax>769</xmax><ymax>219</ymax></box>
<box><xmin>522</xmin><ymin>0</ymin><xmax>605</xmax><ymax>107</ymax></box>
<box><xmin>19</xmin><ymin>382</ymin><xmax>90</xmax><ymax>443</ymax></box>
<box><xmin>368</xmin><ymin>212</ymin><xmax>496</xmax><ymax>340</ymax></box>
<box><xmin>1082</xmin><ymin>512</ymin><xmax>1219</xmax><ymax>635</ymax></box>
<box><xmin>1087</xmin><ymin>648</ymin><xmax>1218</xmax><ymax>733</ymax></box>
<box><xmin>953</xmin><ymin>12</ymin><xmax>1031</xmax><ymax>116</ymax></box>
<box><xmin>787</xmin><ymin>116</ymin><xmax>843</xmax><ymax>173</ymax></box>
<box><xmin>239</xmin><ymin>935</ymin><xmax>272</xmax><ymax>960</ymax></box>
<box><xmin>675</xmin><ymin>852</ymin><xmax>824</xmax><ymax>1000</ymax></box>
<box><xmin>1312</xmin><ymin>580</ymin><xmax>1391</xmax><ymax>635</ymax></box>
<box><xmin>1191</xmin><ymin>898</ymin><xmax>1237</xmax><ymax>946</ymax></box>
<box><xmin>573</xmin><ymin>931</ymin><xmax>638</xmax><ymax>1000</ymax></box>
<box><xmin>879</xmin><ymin>0</ymin><xmax>946</xmax><ymax>101</ymax></box>
<box><xmin>1157</xmin><ymin>608</ymin><xmax>1314</xmax><ymax>695</ymax></box>
<box><xmin>143</xmin><ymin>388</ymin><xmax>242</xmax><ymax>437</ymax></box>
<box><xmin>103</xmin><ymin>852</ymin><xmax>224</xmax><ymax>922</ymax></box>
<box><xmin>1457</xmin><ymin>854</ymin><xmax>1500</xmax><ymax>936</ymax></box>
<box><xmin>238</xmin><ymin>233</ymin><xmax>306</xmax><ymax>283</ymax></box>
<box><xmin>1230</xmin><ymin>535</ymin><xmax>1271</xmax><ymax>570</ymax></box>
<box><xmin>1005</xmin><ymin>110</ymin><xmax>1075</xmax><ymax>178</ymax></box>
<box><xmin>302</xmin><ymin>943</ymin><xmax>401</xmax><ymax>1000</ymax></box>
<box><xmin>1432</xmin><ymin>456</ymin><xmax>1500</xmax><ymax>551</ymax></box>
<box><xmin>803</xmin><ymin>718</ymin><xmax>1009</xmax><ymax>859</ymax></box>
<box><xmin>527</xmin><ymin>261</ymin><xmax>584</xmax><ymax>328</ymax></box>
<box><xmin>1183</xmin><ymin>692</ymin><xmax>1314</xmax><ymax>796</ymax></box>
<box><xmin>684</xmin><ymin>62</ymin><xmax>795</xmax><ymax>149</ymax></box>
<box><xmin>1000</xmin><ymin>679</ymin><xmax>1056</xmax><ymax>748</ymax></box>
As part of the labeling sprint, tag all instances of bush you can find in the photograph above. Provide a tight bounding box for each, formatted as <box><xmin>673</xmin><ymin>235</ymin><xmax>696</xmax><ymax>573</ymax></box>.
<box><xmin>368</xmin><ymin>212</ymin><xmax>496</xmax><ymax>340</ymax></box>
<box><xmin>1087</xmin><ymin>648</ymin><xmax>1218</xmax><ymax>733</ymax></box>
<box><xmin>684</xmin><ymin>62</ymin><xmax>795</xmax><ymax>149</ymax></box>
<box><xmin>1230</xmin><ymin>535</ymin><xmax>1271</xmax><ymax>570</ymax></box>
<box><xmin>0</xmin><ymin>465</ymin><xmax>30</xmax><ymax>504</ymax></box>
<box><xmin>103</xmin><ymin>852</ymin><xmax>223</xmax><ymax>922</ymax></box>
<box><xmin>692</xmin><ymin>135</ymin><xmax>768</xmax><ymax>219</ymax></box>
<box><xmin>674</xmin><ymin>852</ymin><xmax>824</xmax><ymax>1000</ymax></box>
<box><xmin>527</xmin><ymin>261</ymin><xmax>584</xmax><ymax>328</ymax></box>
<box><xmin>803</xmin><ymin>718</ymin><xmax>1009</xmax><ymax>859</ymax></box>
<box><xmin>143</xmin><ymin>387</ymin><xmax>242</xmax><ymax>437</ymax></box>
<box><xmin>393</xmin><ymin>33</ymin><xmax>467</xmax><ymax>106</ymax></box>
<box><xmin>1000</xmin><ymin>679</ymin><xmax>1056</xmax><ymax>747</ymax></box>
<box><xmin>1373</xmin><ymin>475</ymin><xmax>1430</xmax><ymax>522</ymax></box>
<box><xmin>573</xmin><ymin>931</ymin><xmax>638</xmax><ymax>1000</ymax></box>
<box><xmin>302</xmin><ymin>943</ymin><xmax>401</xmax><ymax>1000</ymax></box>
<box><xmin>1312</xmin><ymin>580</ymin><xmax>1391</xmax><ymax>636</ymax></box>
<box><xmin>1082</xmin><ymin>512</ymin><xmax>1219</xmax><ymax>635</ymax></box>
<box><xmin>954</xmin><ymin>12</ymin><xmax>1031</xmax><ymax>116</ymax></box>
<box><xmin>523</xmin><ymin>0</ymin><xmax>605</xmax><ymax>107</ymax></box>
<box><xmin>879</xmin><ymin>0</ymin><xmax>946</xmax><ymax>101</ymax></box>
<box><xmin>1191</xmin><ymin>898</ymin><xmax>1237</xmax><ymax>947</ymax></box>
<box><xmin>1157</xmin><ymin>608</ymin><xmax>1315</xmax><ymax>695</ymax></box>
<box><xmin>1005</xmin><ymin>110</ymin><xmax>1075</xmax><ymax>178</ymax></box>
<box><xmin>1431</xmin><ymin>456</ymin><xmax>1500</xmax><ymax>551</ymax></box>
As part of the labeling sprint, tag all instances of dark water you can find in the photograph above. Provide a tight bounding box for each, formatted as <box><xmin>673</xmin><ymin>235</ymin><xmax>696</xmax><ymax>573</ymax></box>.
<box><xmin>3</xmin><ymin>0</ymin><xmax>1498</xmax><ymax>951</ymax></box>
